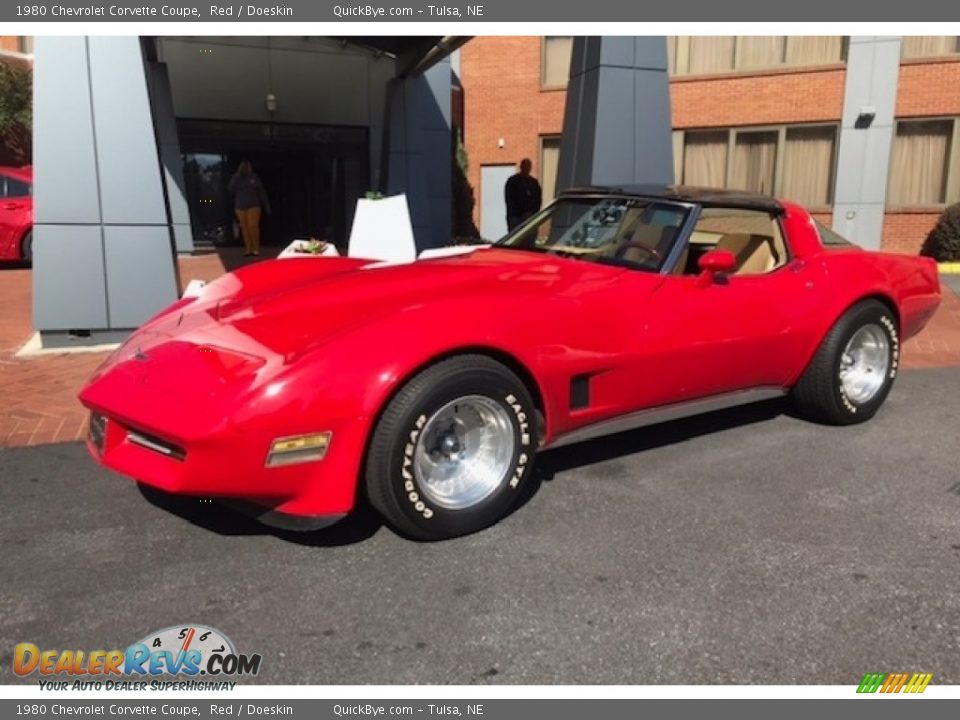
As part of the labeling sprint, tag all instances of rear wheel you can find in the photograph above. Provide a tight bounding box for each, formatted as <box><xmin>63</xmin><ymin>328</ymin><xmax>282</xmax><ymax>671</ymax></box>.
<box><xmin>792</xmin><ymin>299</ymin><xmax>899</xmax><ymax>425</ymax></box>
<box><xmin>20</xmin><ymin>231</ymin><xmax>32</xmax><ymax>265</ymax></box>
<box><xmin>365</xmin><ymin>355</ymin><xmax>538</xmax><ymax>540</ymax></box>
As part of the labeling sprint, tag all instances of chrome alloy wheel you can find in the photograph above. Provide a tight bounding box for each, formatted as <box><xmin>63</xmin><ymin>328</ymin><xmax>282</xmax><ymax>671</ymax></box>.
<box><xmin>413</xmin><ymin>395</ymin><xmax>516</xmax><ymax>510</ymax></box>
<box><xmin>839</xmin><ymin>324</ymin><xmax>890</xmax><ymax>404</ymax></box>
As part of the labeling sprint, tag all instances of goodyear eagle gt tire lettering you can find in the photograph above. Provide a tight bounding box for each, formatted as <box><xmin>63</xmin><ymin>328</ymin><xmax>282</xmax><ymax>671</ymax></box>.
<box><xmin>792</xmin><ymin>299</ymin><xmax>899</xmax><ymax>425</ymax></box>
<box><xmin>365</xmin><ymin>355</ymin><xmax>537</xmax><ymax>540</ymax></box>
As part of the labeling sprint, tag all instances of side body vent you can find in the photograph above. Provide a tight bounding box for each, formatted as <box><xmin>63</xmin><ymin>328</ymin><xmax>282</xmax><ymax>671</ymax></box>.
<box><xmin>570</xmin><ymin>374</ymin><xmax>591</xmax><ymax>410</ymax></box>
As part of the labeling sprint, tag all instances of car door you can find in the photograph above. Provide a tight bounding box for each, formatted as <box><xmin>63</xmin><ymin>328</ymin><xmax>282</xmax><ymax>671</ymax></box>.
<box><xmin>636</xmin><ymin>206</ymin><xmax>817</xmax><ymax>403</ymax></box>
<box><xmin>0</xmin><ymin>174</ymin><xmax>12</xmax><ymax>256</ymax></box>
<box><xmin>0</xmin><ymin>173</ymin><xmax>30</xmax><ymax>259</ymax></box>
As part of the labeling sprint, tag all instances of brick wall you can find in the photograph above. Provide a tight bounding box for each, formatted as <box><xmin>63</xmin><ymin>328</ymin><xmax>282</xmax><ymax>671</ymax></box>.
<box><xmin>896</xmin><ymin>57</ymin><xmax>960</xmax><ymax>117</ymax></box>
<box><xmin>810</xmin><ymin>212</ymin><xmax>833</xmax><ymax>228</ymax></box>
<box><xmin>885</xmin><ymin>58</ymin><xmax>960</xmax><ymax>254</ymax></box>
<box><xmin>881</xmin><ymin>213</ymin><xmax>940</xmax><ymax>255</ymax></box>
<box><xmin>461</xmin><ymin>38</ymin><xmax>959</xmax><ymax>254</ymax></box>
<box><xmin>671</xmin><ymin>66</ymin><xmax>845</xmax><ymax>128</ymax></box>
<box><xmin>816</xmin><ymin>211</ymin><xmax>940</xmax><ymax>257</ymax></box>
<box><xmin>461</xmin><ymin>37</ymin><xmax>566</xmax><ymax>226</ymax></box>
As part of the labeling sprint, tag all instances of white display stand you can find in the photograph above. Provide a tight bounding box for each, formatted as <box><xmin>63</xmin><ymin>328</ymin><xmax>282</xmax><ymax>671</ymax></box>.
<box><xmin>348</xmin><ymin>194</ymin><xmax>417</xmax><ymax>263</ymax></box>
<box><xmin>275</xmin><ymin>194</ymin><xmax>489</xmax><ymax>267</ymax></box>
<box><xmin>278</xmin><ymin>240</ymin><xmax>341</xmax><ymax>259</ymax></box>
<box><xmin>418</xmin><ymin>244</ymin><xmax>491</xmax><ymax>260</ymax></box>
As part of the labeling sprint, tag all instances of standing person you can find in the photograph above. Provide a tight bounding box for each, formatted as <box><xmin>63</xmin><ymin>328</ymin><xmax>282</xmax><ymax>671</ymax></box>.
<box><xmin>228</xmin><ymin>160</ymin><xmax>271</xmax><ymax>256</ymax></box>
<box><xmin>504</xmin><ymin>158</ymin><xmax>542</xmax><ymax>231</ymax></box>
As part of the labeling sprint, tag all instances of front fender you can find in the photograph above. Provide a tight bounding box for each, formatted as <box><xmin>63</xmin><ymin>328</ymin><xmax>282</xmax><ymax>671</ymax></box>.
<box><xmin>230</xmin><ymin>290</ymin><xmax>588</xmax><ymax>454</ymax></box>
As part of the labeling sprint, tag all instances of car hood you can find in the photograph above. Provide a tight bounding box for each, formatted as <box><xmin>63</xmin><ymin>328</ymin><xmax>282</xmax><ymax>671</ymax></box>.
<box><xmin>152</xmin><ymin>247</ymin><xmax>641</xmax><ymax>359</ymax></box>
<box><xmin>81</xmin><ymin>248</ymin><xmax>657</xmax><ymax>440</ymax></box>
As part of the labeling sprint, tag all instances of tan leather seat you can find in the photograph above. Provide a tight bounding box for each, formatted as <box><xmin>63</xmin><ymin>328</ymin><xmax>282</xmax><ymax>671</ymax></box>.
<box><xmin>620</xmin><ymin>225</ymin><xmax>677</xmax><ymax>265</ymax></box>
<box><xmin>714</xmin><ymin>233</ymin><xmax>775</xmax><ymax>275</ymax></box>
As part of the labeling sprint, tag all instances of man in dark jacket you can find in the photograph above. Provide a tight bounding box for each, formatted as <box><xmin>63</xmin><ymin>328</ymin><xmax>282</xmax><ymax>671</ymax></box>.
<box><xmin>504</xmin><ymin>158</ymin><xmax>542</xmax><ymax>231</ymax></box>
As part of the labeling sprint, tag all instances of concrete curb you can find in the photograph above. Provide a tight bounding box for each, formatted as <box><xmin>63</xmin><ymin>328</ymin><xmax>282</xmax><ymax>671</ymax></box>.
<box><xmin>14</xmin><ymin>332</ymin><xmax>119</xmax><ymax>358</ymax></box>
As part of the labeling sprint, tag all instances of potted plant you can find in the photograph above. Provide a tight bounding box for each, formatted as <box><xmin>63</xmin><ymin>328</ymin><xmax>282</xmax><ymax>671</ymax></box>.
<box><xmin>279</xmin><ymin>237</ymin><xmax>338</xmax><ymax>259</ymax></box>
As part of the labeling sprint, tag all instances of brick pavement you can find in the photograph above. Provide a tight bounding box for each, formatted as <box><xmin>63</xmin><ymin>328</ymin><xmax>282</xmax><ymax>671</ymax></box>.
<box><xmin>1</xmin><ymin>253</ymin><xmax>959</xmax><ymax>448</ymax></box>
<box><xmin>0</xmin><ymin>250</ymin><xmax>255</xmax><ymax>447</ymax></box>
<box><xmin>903</xmin><ymin>276</ymin><xmax>960</xmax><ymax>369</ymax></box>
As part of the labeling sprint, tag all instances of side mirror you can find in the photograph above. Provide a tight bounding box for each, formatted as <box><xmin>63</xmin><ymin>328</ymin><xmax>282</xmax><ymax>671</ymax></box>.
<box><xmin>696</xmin><ymin>249</ymin><xmax>737</xmax><ymax>286</ymax></box>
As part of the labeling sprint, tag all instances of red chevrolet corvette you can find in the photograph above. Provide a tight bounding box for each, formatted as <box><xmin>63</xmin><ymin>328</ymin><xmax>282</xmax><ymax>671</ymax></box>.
<box><xmin>80</xmin><ymin>186</ymin><xmax>941</xmax><ymax>539</ymax></box>
<box><xmin>0</xmin><ymin>165</ymin><xmax>32</xmax><ymax>263</ymax></box>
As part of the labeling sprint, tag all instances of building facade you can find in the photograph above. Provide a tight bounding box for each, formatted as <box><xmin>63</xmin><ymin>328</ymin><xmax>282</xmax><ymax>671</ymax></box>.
<box><xmin>461</xmin><ymin>35</ymin><xmax>960</xmax><ymax>253</ymax></box>
<box><xmin>24</xmin><ymin>35</ymin><xmax>674</xmax><ymax>345</ymax></box>
<box><xmin>29</xmin><ymin>36</ymin><xmax>460</xmax><ymax>345</ymax></box>
<box><xmin>0</xmin><ymin>36</ymin><xmax>32</xmax><ymax>55</ymax></box>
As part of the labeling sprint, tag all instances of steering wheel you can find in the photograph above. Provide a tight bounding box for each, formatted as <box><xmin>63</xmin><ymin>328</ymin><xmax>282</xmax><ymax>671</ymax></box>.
<box><xmin>615</xmin><ymin>241</ymin><xmax>662</xmax><ymax>262</ymax></box>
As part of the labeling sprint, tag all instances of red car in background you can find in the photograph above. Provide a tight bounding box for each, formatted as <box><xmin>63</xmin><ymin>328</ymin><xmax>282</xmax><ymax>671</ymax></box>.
<box><xmin>0</xmin><ymin>165</ymin><xmax>32</xmax><ymax>264</ymax></box>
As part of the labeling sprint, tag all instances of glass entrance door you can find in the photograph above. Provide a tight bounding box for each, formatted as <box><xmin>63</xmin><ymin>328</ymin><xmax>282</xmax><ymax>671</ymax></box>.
<box><xmin>179</xmin><ymin>120</ymin><xmax>369</xmax><ymax>251</ymax></box>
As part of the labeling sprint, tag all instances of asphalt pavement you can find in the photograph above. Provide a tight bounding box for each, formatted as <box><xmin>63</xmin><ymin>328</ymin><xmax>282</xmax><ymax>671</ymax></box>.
<box><xmin>2</xmin><ymin>367</ymin><xmax>960</xmax><ymax>685</ymax></box>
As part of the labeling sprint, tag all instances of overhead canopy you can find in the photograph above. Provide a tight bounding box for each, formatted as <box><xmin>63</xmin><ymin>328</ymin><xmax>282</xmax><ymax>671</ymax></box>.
<box><xmin>335</xmin><ymin>36</ymin><xmax>471</xmax><ymax>76</ymax></box>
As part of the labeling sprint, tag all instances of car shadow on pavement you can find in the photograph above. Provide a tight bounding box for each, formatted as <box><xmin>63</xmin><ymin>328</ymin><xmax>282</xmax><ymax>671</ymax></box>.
<box><xmin>137</xmin><ymin>399</ymin><xmax>788</xmax><ymax>546</ymax></box>
<box><xmin>535</xmin><ymin>398</ymin><xmax>788</xmax><ymax>480</ymax></box>
<box><xmin>137</xmin><ymin>484</ymin><xmax>383</xmax><ymax>547</ymax></box>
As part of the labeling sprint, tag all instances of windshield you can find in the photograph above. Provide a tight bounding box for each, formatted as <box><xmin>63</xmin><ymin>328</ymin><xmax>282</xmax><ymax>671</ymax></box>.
<box><xmin>496</xmin><ymin>197</ymin><xmax>690</xmax><ymax>272</ymax></box>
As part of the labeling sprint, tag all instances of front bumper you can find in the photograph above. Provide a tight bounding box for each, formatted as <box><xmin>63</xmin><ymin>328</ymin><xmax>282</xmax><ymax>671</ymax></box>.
<box><xmin>79</xmin><ymin>327</ymin><xmax>375</xmax><ymax>520</ymax></box>
<box><xmin>219</xmin><ymin>498</ymin><xmax>346</xmax><ymax>531</ymax></box>
<box><xmin>83</xmin><ymin>408</ymin><xmax>370</xmax><ymax>521</ymax></box>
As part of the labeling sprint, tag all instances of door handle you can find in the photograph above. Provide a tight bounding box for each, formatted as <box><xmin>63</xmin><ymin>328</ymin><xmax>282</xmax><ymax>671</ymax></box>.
<box><xmin>3</xmin><ymin>203</ymin><xmax>20</xmax><ymax>210</ymax></box>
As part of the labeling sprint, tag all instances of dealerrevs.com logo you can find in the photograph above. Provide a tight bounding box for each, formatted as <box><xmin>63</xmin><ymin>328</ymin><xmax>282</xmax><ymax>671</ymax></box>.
<box><xmin>13</xmin><ymin>624</ymin><xmax>261</xmax><ymax>691</ymax></box>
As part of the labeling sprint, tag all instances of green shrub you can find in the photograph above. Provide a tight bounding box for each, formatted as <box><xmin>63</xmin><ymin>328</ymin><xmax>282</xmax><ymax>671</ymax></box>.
<box><xmin>452</xmin><ymin>131</ymin><xmax>480</xmax><ymax>240</ymax></box>
<box><xmin>921</xmin><ymin>203</ymin><xmax>960</xmax><ymax>262</ymax></box>
<box><xmin>0</xmin><ymin>59</ymin><xmax>32</xmax><ymax>166</ymax></box>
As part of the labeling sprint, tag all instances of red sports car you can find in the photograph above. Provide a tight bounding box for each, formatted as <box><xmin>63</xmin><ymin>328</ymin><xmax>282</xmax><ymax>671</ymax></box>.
<box><xmin>80</xmin><ymin>186</ymin><xmax>941</xmax><ymax>540</ymax></box>
<box><xmin>0</xmin><ymin>165</ymin><xmax>32</xmax><ymax>264</ymax></box>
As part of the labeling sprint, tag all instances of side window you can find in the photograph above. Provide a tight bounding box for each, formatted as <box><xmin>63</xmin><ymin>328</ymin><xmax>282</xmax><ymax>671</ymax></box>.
<box><xmin>679</xmin><ymin>207</ymin><xmax>788</xmax><ymax>276</ymax></box>
<box><xmin>815</xmin><ymin>220</ymin><xmax>853</xmax><ymax>247</ymax></box>
<box><xmin>5</xmin><ymin>177</ymin><xmax>31</xmax><ymax>198</ymax></box>
<box><xmin>0</xmin><ymin>176</ymin><xmax>7</xmax><ymax>198</ymax></box>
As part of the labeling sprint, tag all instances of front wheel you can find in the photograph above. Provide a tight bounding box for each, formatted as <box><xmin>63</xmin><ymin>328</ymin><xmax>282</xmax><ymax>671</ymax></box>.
<box><xmin>20</xmin><ymin>230</ymin><xmax>32</xmax><ymax>265</ymax></box>
<box><xmin>365</xmin><ymin>355</ymin><xmax>538</xmax><ymax>540</ymax></box>
<box><xmin>792</xmin><ymin>299</ymin><xmax>899</xmax><ymax>425</ymax></box>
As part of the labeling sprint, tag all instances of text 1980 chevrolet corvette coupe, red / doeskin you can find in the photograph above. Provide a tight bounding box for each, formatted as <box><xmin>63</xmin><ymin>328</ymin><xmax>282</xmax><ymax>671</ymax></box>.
<box><xmin>80</xmin><ymin>186</ymin><xmax>941</xmax><ymax>539</ymax></box>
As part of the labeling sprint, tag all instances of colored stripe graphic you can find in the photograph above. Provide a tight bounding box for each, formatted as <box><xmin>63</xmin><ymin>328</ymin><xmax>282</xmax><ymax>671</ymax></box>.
<box><xmin>857</xmin><ymin>673</ymin><xmax>885</xmax><ymax>693</ymax></box>
<box><xmin>881</xmin><ymin>673</ymin><xmax>908</xmax><ymax>693</ymax></box>
<box><xmin>857</xmin><ymin>672</ymin><xmax>932</xmax><ymax>694</ymax></box>
<box><xmin>904</xmin><ymin>673</ymin><xmax>934</xmax><ymax>693</ymax></box>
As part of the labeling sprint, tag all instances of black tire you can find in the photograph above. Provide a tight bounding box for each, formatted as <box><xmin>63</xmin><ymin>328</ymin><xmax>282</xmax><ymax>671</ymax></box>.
<box><xmin>365</xmin><ymin>355</ymin><xmax>538</xmax><ymax>540</ymax></box>
<box><xmin>792</xmin><ymin>299</ymin><xmax>899</xmax><ymax>425</ymax></box>
<box><xmin>20</xmin><ymin>230</ymin><xmax>32</xmax><ymax>265</ymax></box>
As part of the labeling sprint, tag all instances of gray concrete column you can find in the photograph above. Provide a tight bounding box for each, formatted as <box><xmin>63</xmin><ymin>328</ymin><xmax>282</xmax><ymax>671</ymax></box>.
<box><xmin>145</xmin><ymin>59</ymin><xmax>194</xmax><ymax>254</ymax></box>
<box><xmin>832</xmin><ymin>37</ymin><xmax>902</xmax><ymax>250</ymax></box>
<box><xmin>33</xmin><ymin>36</ymin><xmax>179</xmax><ymax>345</ymax></box>
<box><xmin>384</xmin><ymin>59</ymin><xmax>452</xmax><ymax>251</ymax></box>
<box><xmin>557</xmin><ymin>37</ymin><xmax>674</xmax><ymax>191</ymax></box>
